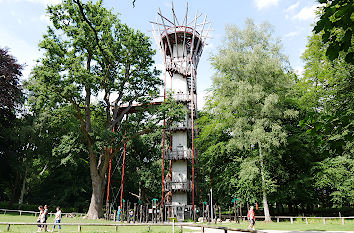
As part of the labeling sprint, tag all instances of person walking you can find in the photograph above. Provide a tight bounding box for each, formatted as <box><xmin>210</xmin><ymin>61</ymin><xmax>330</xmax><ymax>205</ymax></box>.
<box><xmin>43</xmin><ymin>205</ymin><xmax>49</xmax><ymax>232</ymax></box>
<box><xmin>37</xmin><ymin>205</ymin><xmax>45</xmax><ymax>232</ymax></box>
<box><xmin>52</xmin><ymin>206</ymin><xmax>62</xmax><ymax>232</ymax></box>
<box><xmin>247</xmin><ymin>205</ymin><xmax>256</xmax><ymax>230</ymax></box>
<box><xmin>117</xmin><ymin>206</ymin><xmax>121</xmax><ymax>222</ymax></box>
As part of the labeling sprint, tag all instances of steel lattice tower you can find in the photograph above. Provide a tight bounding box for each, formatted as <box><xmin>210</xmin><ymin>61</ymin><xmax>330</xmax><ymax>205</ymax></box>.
<box><xmin>151</xmin><ymin>2</ymin><xmax>211</xmax><ymax>221</ymax></box>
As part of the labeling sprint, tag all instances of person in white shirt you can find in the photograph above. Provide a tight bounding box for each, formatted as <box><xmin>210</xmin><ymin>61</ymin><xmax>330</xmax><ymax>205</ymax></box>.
<box><xmin>52</xmin><ymin>206</ymin><xmax>62</xmax><ymax>232</ymax></box>
<box><xmin>36</xmin><ymin>205</ymin><xmax>44</xmax><ymax>232</ymax></box>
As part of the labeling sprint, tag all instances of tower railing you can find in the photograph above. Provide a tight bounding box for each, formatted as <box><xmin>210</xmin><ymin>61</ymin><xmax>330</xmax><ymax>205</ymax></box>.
<box><xmin>169</xmin><ymin>119</ymin><xmax>193</xmax><ymax>131</ymax></box>
<box><xmin>164</xmin><ymin>148</ymin><xmax>194</xmax><ymax>160</ymax></box>
<box><xmin>164</xmin><ymin>180</ymin><xmax>192</xmax><ymax>192</ymax></box>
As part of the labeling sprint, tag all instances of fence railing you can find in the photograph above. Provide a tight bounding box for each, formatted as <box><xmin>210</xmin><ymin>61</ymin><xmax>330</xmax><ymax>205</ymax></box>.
<box><xmin>165</xmin><ymin>148</ymin><xmax>193</xmax><ymax>160</ymax></box>
<box><xmin>0</xmin><ymin>208</ymin><xmax>86</xmax><ymax>218</ymax></box>
<box><xmin>164</xmin><ymin>181</ymin><xmax>192</xmax><ymax>192</ymax></box>
<box><xmin>257</xmin><ymin>215</ymin><xmax>354</xmax><ymax>225</ymax></box>
<box><xmin>0</xmin><ymin>222</ymin><xmax>257</xmax><ymax>233</ymax></box>
<box><xmin>219</xmin><ymin>215</ymin><xmax>354</xmax><ymax>225</ymax></box>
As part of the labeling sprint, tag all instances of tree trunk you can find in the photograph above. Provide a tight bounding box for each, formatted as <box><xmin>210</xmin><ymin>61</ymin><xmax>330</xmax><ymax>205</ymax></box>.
<box><xmin>87</xmin><ymin>174</ymin><xmax>105</xmax><ymax>219</ymax></box>
<box><xmin>259</xmin><ymin>144</ymin><xmax>272</xmax><ymax>222</ymax></box>
<box><xmin>18</xmin><ymin>166</ymin><xmax>27</xmax><ymax>209</ymax></box>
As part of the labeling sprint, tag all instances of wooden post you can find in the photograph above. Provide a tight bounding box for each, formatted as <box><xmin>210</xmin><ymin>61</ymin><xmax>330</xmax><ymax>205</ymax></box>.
<box><xmin>172</xmin><ymin>219</ymin><xmax>175</xmax><ymax>233</ymax></box>
<box><xmin>78</xmin><ymin>224</ymin><xmax>81</xmax><ymax>232</ymax></box>
<box><xmin>19</xmin><ymin>210</ymin><xmax>22</xmax><ymax>216</ymax></box>
<box><xmin>214</xmin><ymin>205</ymin><xmax>217</xmax><ymax>224</ymax></box>
<box><xmin>224</xmin><ymin>228</ymin><xmax>227</xmax><ymax>233</ymax></box>
<box><xmin>234</xmin><ymin>201</ymin><xmax>236</xmax><ymax>223</ymax></box>
<box><xmin>127</xmin><ymin>201</ymin><xmax>130</xmax><ymax>223</ymax></box>
<box><xmin>113</xmin><ymin>210</ymin><xmax>117</xmax><ymax>222</ymax></box>
<box><xmin>305</xmin><ymin>217</ymin><xmax>308</xmax><ymax>224</ymax></box>
<box><xmin>236</xmin><ymin>202</ymin><xmax>239</xmax><ymax>224</ymax></box>
<box><xmin>342</xmin><ymin>217</ymin><xmax>345</xmax><ymax>225</ymax></box>
<box><xmin>218</xmin><ymin>206</ymin><xmax>221</xmax><ymax>221</ymax></box>
<box><xmin>180</xmin><ymin>225</ymin><xmax>183</xmax><ymax>232</ymax></box>
<box><xmin>202</xmin><ymin>202</ymin><xmax>205</xmax><ymax>220</ymax></box>
<box><xmin>140</xmin><ymin>204</ymin><xmax>143</xmax><ymax>223</ymax></box>
<box><xmin>207</xmin><ymin>205</ymin><xmax>210</xmax><ymax>223</ymax></box>
<box><xmin>133</xmin><ymin>203</ymin><xmax>137</xmax><ymax>223</ymax></box>
<box><xmin>115</xmin><ymin>225</ymin><xmax>118</xmax><ymax>231</ymax></box>
<box><xmin>146</xmin><ymin>204</ymin><xmax>149</xmax><ymax>223</ymax></box>
<box><xmin>201</xmin><ymin>226</ymin><xmax>205</xmax><ymax>232</ymax></box>
<box><xmin>228</xmin><ymin>206</ymin><xmax>231</xmax><ymax>220</ymax></box>
<box><xmin>152</xmin><ymin>206</ymin><xmax>154</xmax><ymax>223</ymax></box>
<box><xmin>6</xmin><ymin>224</ymin><xmax>10</xmax><ymax>232</ymax></box>
<box><xmin>160</xmin><ymin>205</ymin><xmax>163</xmax><ymax>222</ymax></box>
<box><xmin>240</xmin><ymin>202</ymin><xmax>242</xmax><ymax>220</ymax></box>
<box><xmin>277</xmin><ymin>217</ymin><xmax>279</xmax><ymax>223</ymax></box>
<box><xmin>323</xmin><ymin>217</ymin><xmax>326</xmax><ymax>224</ymax></box>
<box><xmin>290</xmin><ymin>217</ymin><xmax>293</xmax><ymax>224</ymax></box>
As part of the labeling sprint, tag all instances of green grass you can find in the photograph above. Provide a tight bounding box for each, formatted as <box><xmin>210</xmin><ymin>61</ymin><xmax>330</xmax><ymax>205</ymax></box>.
<box><xmin>1</xmin><ymin>213</ymin><xmax>354</xmax><ymax>232</ymax></box>
<box><xmin>203</xmin><ymin>219</ymin><xmax>354</xmax><ymax>231</ymax></box>
<box><xmin>0</xmin><ymin>213</ymin><xmax>189</xmax><ymax>233</ymax></box>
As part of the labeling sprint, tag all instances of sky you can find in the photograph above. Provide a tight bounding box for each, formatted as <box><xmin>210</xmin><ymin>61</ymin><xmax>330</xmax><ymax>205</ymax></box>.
<box><xmin>0</xmin><ymin>0</ymin><xmax>320</xmax><ymax>109</ymax></box>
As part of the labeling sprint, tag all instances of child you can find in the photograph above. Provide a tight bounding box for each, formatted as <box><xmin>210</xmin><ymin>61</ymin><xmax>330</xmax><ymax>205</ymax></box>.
<box><xmin>52</xmin><ymin>206</ymin><xmax>62</xmax><ymax>232</ymax></box>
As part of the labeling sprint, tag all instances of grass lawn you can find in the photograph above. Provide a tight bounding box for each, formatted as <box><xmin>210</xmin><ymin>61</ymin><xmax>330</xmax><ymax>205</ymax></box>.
<box><xmin>0</xmin><ymin>213</ymin><xmax>185</xmax><ymax>233</ymax></box>
<box><xmin>1</xmin><ymin>213</ymin><xmax>353</xmax><ymax>232</ymax></box>
<box><xmin>205</xmin><ymin>219</ymin><xmax>354</xmax><ymax>231</ymax></box>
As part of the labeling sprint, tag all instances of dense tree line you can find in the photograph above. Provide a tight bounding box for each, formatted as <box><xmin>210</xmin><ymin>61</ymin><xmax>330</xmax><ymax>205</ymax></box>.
<box><xmin>196</xmin><ymin>15</ymin><xmax>353</xmax><ymax>216</ymax></box>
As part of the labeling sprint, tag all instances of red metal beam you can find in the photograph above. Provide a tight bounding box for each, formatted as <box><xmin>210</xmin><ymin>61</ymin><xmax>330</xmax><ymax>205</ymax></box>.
<box><xmin>120</xmin><ymin>142</ymin><xmax>127</xmax><ymax>209</ymax></box>
<box><xmin>106</xmin><ymin>127</ymin><xmax>115</xmax><ymax>208</ymax></box>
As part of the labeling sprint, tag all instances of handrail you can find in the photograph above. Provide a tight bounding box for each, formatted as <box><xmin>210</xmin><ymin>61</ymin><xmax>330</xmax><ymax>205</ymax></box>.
<box><xmin>0</xmin><ymin>208</ymin><xmax>85</xmax><ymax>217</ymax></box>
<box><xmin>0</xmin><ymin>222</ymin><xmax>256</xmax><ymax>233</ymax></box>
<box><xmin>164</xmin><ymin>181</ymin><xmax>192</xmax><ymax>192</ymax></box>
<box><xmin>165</xmin><ymin>148</ymin><xmax>193</xmax><ymax>160</ymax></box>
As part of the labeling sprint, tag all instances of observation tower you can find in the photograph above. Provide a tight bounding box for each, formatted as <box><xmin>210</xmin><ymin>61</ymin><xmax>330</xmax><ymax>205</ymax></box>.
<box><xmin>151</xmin><ymin>2</ymin><xmax>211</xmax><ymax>221</ymax></box>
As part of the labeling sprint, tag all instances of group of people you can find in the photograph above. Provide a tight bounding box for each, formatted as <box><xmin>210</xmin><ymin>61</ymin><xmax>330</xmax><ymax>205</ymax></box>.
<box><xmin>37</xmin><ymin>205</ymin><xmax>62</xmax><ymax>232</ymax></box>
<box><xmin>34</xmin><ymin>204</ymin><xmax>254</xmax><ymax>231</ymax></box>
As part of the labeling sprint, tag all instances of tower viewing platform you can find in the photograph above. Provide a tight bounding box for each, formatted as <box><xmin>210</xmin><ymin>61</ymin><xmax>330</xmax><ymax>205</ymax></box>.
<box><xmin>151</xmin><ymin>2</ymin><xmax>211</xmax><ymax>221</ymax></box>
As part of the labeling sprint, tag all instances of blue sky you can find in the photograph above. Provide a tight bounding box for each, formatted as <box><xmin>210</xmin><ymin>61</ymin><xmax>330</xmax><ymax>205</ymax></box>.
<box><xmin>0</xmin><ymin>0</ymin><xmax>319</xmax><ymax>108</ymax></box>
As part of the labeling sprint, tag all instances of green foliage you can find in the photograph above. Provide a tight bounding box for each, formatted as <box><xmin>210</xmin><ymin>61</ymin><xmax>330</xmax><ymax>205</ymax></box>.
<box><xmin>23</xmin><ymin>0</ymin><xmax>182</xmax><ymax>217</ymax></box>
<box><xmin>313</xmin><ymin>156</ymin><xmax>354</xmax><ymax>207</ymax></box>
<box><xmin>299</xmin><ymin>29</ymin><xmax>354</xmax><ymax>207</ymax></box>
<box><xmin>212</xmin><ymin>19</ymin><xmax>297</xmax><ymax>192</ymax></box>
<box><xmin>314</xmin><ymin>0</ymin><xmax>353</xmax><ymax>63</ymax></box>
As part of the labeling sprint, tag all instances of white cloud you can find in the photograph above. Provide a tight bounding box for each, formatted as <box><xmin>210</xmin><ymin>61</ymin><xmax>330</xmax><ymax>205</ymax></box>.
<box><xmin>197</xmin><ymin>90</ymin><xmax>209</xmax><ymax>110</ymax></box>
<box><xmin>39</xmin><ymin>14</ymin><xmax>51</xmax><ymax>24</ymax></box>
<box><xmin>254</xmin><ymin>0</ymin><xmax>279</xmax><ymax>10</ymax></box>
<box><xmin>294</xmin><ymin>66</ymin><xmax>304</xmax><ymax>77</ymax></box>
<box><xmin>0</xmin><ymin>0</ymin><xmax>60</xmax><ymax>5</ymax></box>
<box><xmin>283</xmin><ymin>26</ymin><xmax>304</xmax><ymax>39</ymax></box>
<box><xmin>284</xmin><ymin>31</ymin><xmax>298</xmax><ymax>38</ymax></box>
<box><xmin>284</xmin><ymin>1</ymin><xmax>300</xmax><ymax>13</ymax></box>
<box><xmin>25</xmin><ymin>0</ymin><xmax>61</xmax><ymax>5</ymax></box>
<box><xmin>292</xmin><ymin>5</ymin><xmax>319</xmax><ymax>21</ymax></box>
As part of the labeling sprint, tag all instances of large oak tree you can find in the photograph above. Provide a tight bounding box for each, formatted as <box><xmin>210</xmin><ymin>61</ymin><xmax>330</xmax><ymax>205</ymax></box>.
<box><xmin>26</xmin><ymin>0</ymin><xmax>180</xmax><ymax>219</ymax></box>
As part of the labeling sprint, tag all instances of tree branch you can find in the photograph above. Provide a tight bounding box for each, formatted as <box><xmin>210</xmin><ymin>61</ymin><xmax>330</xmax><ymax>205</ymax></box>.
<box><xmin>72</xmin><ymin>0</ymin><xmax>110</xmax><ymax>64</ymax></box>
